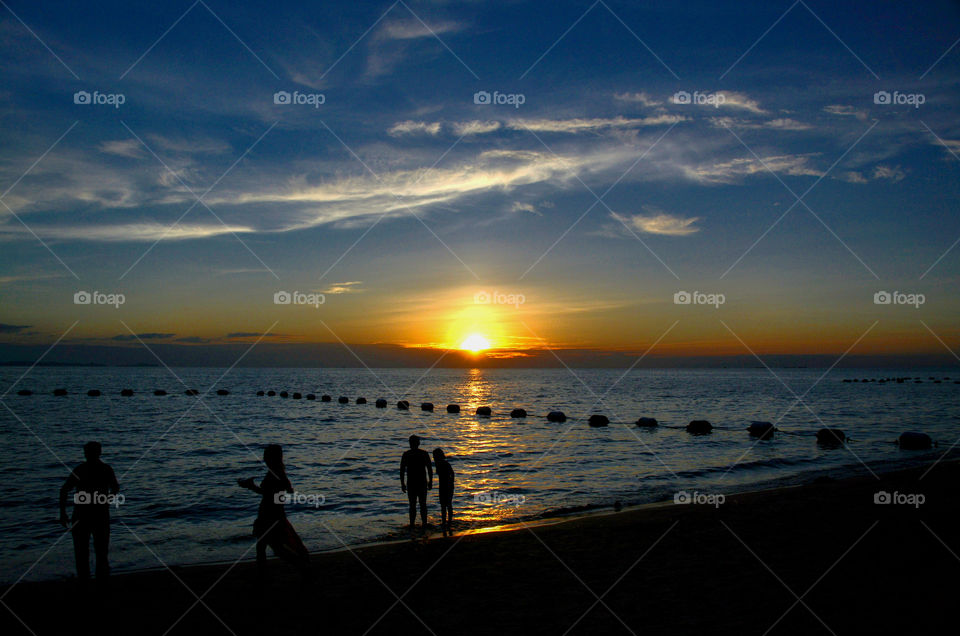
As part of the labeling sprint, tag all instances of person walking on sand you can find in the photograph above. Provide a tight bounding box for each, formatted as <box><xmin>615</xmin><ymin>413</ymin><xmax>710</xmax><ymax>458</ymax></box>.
<box><xmin>400</xmin><ymin>435</ymin><xmax>432</xmax><ymax>532</ymax></box>
<box><xmin>238</xmin><ymin>444</ymin><xmax>310</xmax><ymax>578</ymax></box>
<box><xmin>432</xmin><ymin>448</ymin><xmax>454</xmax><ymax>536</ymax></box>
<box><xmin>59</xmin><ymin>441</ymin><xmax>120</xmax><ymax>581</ymax></box>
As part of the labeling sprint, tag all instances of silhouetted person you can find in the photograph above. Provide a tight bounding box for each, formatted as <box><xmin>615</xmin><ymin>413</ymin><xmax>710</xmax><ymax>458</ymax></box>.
<box><xmin>238</xmin><ymin>444</ymin><xmax>310</xmax><ymax>578</ymax></box>
<box><xmin>400</xmin><ymin>435</ymin><xmax>432</xmax><ymax>531</ymax></box>
<box><xmin>433</xmin><ymin>448</ymin><xmax>454</xmax><ymax>535</ymax></box>
<box><xmin>59</xmin><ymin>441</ymin><xmax>119</xmax><ymax>580</ymax></box>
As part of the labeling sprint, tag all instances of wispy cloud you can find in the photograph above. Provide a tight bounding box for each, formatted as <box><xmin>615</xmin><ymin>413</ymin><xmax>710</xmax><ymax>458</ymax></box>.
<box><xmin>322</xmin><ymin>281</ymin><xmax>363</xmax><ymax>294</ymax></box>
<box><xmin>610</xmin><ymin>210</ymin><xmax>700</xmax><ymax>236</ymax></box>
<box><xmin>0</xmin><ymin>324</ymin><xmax>32</xmax><ymax>334</ymax></box>
<box><xmin>111</xmin><ymin>332</ymin><xmax>175</xmax><ymax>341</ymax></box>
<box><xmin>389</xmin><ymin>120</ymin><xmax>443</xmax><ymax>136</ymax></box>
<box><xmin>824</xmin><ymin>104</ymin><xmax>869</xmax><ymax>121</ymax></box>
<box><xmin>614</xmin><ymin>91</ymin><xmax>662</xmax><ymax>108</ymax></box>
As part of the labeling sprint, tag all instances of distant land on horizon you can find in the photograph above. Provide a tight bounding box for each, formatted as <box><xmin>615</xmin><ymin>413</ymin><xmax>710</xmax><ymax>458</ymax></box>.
<box><xmin>0</xmin><ymin>343</ymin><xmax>956</xmax><ymax>369</ymax></box>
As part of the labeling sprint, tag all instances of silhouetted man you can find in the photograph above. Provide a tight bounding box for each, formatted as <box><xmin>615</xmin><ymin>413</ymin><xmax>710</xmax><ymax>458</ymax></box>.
<box><xmin>59</xmin><ymin>441</ymin><xmax>120</xmax><ymax>580</ymax></box>
<box><xmin>400</xmin><ymin>435</ymin><xmax>432</xmax><ymax>530</ymax></box>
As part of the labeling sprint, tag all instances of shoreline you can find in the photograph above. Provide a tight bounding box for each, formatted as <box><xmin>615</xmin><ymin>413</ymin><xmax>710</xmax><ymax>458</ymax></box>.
<box><xmin>3</xmin><ymin>458</ymin><xmax>957</xmax><ymax>634</ymax></box>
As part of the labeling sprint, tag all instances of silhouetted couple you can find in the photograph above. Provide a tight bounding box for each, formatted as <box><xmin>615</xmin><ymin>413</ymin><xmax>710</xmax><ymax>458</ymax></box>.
<box><xmin>238</xmin><ymin>444</ymin><xmax>310</xmax><ymax>579</ymax></box>
<box><xmin>59</xmin><ymin>441</ymin><xmax>120</xmax><ymax>581</ymax></box>
<box><xmin>400</xmin><ymin>435</ymin><xmax>455</xmax><ymax>535</ymax></box>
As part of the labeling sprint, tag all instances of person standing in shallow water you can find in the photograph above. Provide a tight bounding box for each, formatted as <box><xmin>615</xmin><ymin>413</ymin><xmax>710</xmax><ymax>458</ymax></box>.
<box><xmin>238</xmin><ymin>444</ymin><xmax>310</xmax><ymax>578</ymax></box>
<box><xmin>432</xmin><ymin>448</ymin><xmax>454</xmax><ymax>536</ymax></box>
<box><xmin>400</xmin><ymin>435</ymin><xmax>432</xmax><ymax>531</ymax></box>
<box><xmin>59</xmin><ymin>441</ymin><xmax>120</xmax><ymax>581</ymax></box>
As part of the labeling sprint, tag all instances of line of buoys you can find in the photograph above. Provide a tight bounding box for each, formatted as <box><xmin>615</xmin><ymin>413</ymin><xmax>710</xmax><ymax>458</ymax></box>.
<box><xmin>421</xmin><ymin>402</ymin><xmax>434</xmax><ymax>411</ymax></box>
<box><xmin>120</xmin><ymin>389</ymin><xmax>134</xmax><ymax>397</ymax></box>
<box><xmin>376</xmin><ymin>398</ymin><xmax>387</xmax><ymax>408</ymax></box>
<box><xmin>397</xmin><ymin>400</ymin><xmax>409</xmax><ymax>410</ymax></box>
<box><xmin>292</xmin><ymin>392</ymin><xmax>302</xmax><ymax>399</ymax></box>
<box><xmin>17</xmin><ymin>389</ymin><xmax>32</xmax><ymax>396</ymax></box>
<box><xmin>356</xmin><ymin>397</ymin><xmax>366</xmax><ymax>404</ymax></box>
<box><xmin>321</xmin><ymin>395</ymin><xmax>331</xmax><ymax>402</ymax></box>
<box><xmin>185</xmin><ymin>389</ymin><xmax>199</xmax><ymax>396</ymax></box>
<box><xmin>338</xmin><ymin>396</ymin><xmax>349</xmax><ymax>404</ymax></box>
<box><xmin>510</xmin><ymin>408</ymin><xmax>527</xmax><ymax>418</ymax></box>
<box><xmin>267</xmin><ymin>390</ymin><xmax>276</xmax><ymax>396</ymax></box>
<box><xmin>588</xmin><ymin>414</ymin><xmax>609</xmax><ymax>427</ymax></box>
<box><xmin>636</xmin><ymin>417</ymin><xmax>657</xmax><ymax>427</ymax></box>
<box><xmin>53</xmin><ymin>388</ymin><xmax>67</xmax><ymax>396</ymax></box>
<box><xmin>280</xmin><ymin>391</ymin><xmax>288</xmax><ymax>398</ymax></box>
<box><xmin>747</xmin><ymin>421</ymin><xmax>776</xmax><ymax>439</ymax></box>
<box><xmin>154</xmin><ymin>389</ymin><xmax>167</xmax><ymax>396</ymax></box>
<box><xmin>476</xmin><ymin>406</ymin><xmax>492</xmax><ymax>416</ymax></box>
<box><xmin>446</xmin><ymin>404</ymin><xmax>460</xmax><ymax>413</ymax></box>
<box><xmin>686</xmin><ymin>420</ymin><xmax>712</xmax><ymax>434</ymax></box>
<box><xmin>307</xmin><ymin>394</ymin><xmax>316</xmax><ymax>400</ymax></box>
<box><xmin>547</xmin><ymin>411</ymin><xmax>566</xmax><ymax>422</ymax></box>
<box><xmin>87</xmin><ymin>389</ymin><xmax>100</xmax><ymax>397</ymax></box>
<box><xmin>256</xmin><ymin>390</ymin><xmax>265</xmax><ymax>396</ymax></box>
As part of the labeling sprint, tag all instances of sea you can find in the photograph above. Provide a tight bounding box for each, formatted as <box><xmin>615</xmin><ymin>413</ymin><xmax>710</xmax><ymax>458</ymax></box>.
<box><xmin>0</xmin><ymin>366</ymin><xmax>956</xmax><ymax>583</ymax></box>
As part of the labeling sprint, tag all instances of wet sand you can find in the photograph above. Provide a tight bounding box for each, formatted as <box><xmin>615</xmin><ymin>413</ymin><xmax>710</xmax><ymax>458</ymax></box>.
<box><xmin>2</xmin><ymin>460</ymin><xmax>956</xmax><ymax>635</ymax></box>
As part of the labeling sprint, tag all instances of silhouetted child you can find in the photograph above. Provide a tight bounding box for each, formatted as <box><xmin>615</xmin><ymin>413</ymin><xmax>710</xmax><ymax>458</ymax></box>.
<box><xmin>432</xmin><ymin>448</ymin><xmax>454</xmax><ymax>535</ymax></box>
<box><xmin>400</xmin><ymin>435</ymin><xmax>432</xmax><ymax>532</ymax></box>
<box><xmin>238</xmin><ymin>444</ymin><xmax>310</xmax><ymax>578</ymax></box>
<box><xmin>59</xmin><ymin>441</ymin><xmax>120</xmax><ymax>581</ymax></box>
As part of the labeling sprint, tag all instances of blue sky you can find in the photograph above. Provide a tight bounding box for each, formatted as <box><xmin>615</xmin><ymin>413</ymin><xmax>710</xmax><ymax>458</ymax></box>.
<box><xmin>1</xmin><ymin>0</ymin><xmax>959</xmax><ymax>361</ymax></box>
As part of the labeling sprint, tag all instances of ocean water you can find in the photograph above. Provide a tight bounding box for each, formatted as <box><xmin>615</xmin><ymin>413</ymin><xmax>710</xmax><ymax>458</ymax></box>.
<box><xmin>0</xmin><ymin>366</ymin><xmax>957</xmax><ymax>583</ymax></box>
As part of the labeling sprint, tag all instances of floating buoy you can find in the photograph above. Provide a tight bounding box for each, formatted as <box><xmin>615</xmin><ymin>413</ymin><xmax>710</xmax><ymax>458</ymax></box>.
<box><xmin>636</xmin><ymin>417</ymin><xmax>657</xmax><ymax>427</ymax></box>
<box><xmin>476</xmin><ymin>406</ymin><xmax>492</xmax><ymax>416</ymax></box>
<box><xmin>446</xmin><ymin>404</ymin><xmax>460</xmax><ymax>413</ymax></box>
<box><xmin>338</xmin><ymin>396</ymin><xmax>348</xmax><ymax>404</ymax></box>
<box><xmin>897</xmin><ymin>431</ymin><xmax>933</xmax><ymax>450</ymax></box>
<box><xmin>154</xmin><ymin>389</ymin><xmax>167</xmax><ymax>396</ymax></box>
<box><xmin>747</xmin><ymin>421</ymin><xmax>776</xmax><ymax>439</ymax></box>
<box><xmin>588</xmin><ymin>414</ymin><xmax>609</xmax><ymax>427</ymax></box>
<box><xmin>547</xmin><ymin>411</ymin><xmax>567</xmax><ymax>422</ymax></box>
<box><xmin>267</xmin><ymin>390</ymin><xmax>276</xmax><ymax>396</ymax></box>
<box><xmin>307</xmin><ymin>394</ymin><xmax>316</xmax><ymax>400</ymax></box>
<box><xmin>280</xmin><ymin>391</ymin><xmax>289</xmax><ymax>398</ymax></box>
<box><xmin>216</xmin><ymin>389</ymin><xmax>229</xmax><ymax>396</ymax></box>
<box><xmin>321</xmin><ymin>395</ymin><xmax>331</xmax><ymax>402</ymax></box>
<box><xmin>87</xmin><ymin>390</ymin><xmax>101</xmax><ymax>397</ymax></box>
<box><xmin>421</xmin><ymin>402</ymin><xmax>434</xmax><ymax>411</ymax></box>
<box><xmin>53</xmin><ymin>388</ymin><xmax>68</xmax><ymax>396</ymax></box>
<box><xmin>510</xmin><ymin>408</ymin><xmax>527</xmax><ymax>418</ymax></box>
<box><xmin>686</xmin><ymin>420</ymin><xmax>712</xmax><ymax>434</ymax></box>
<box><xmin>256</xmin><ymin>391</ymin><xmax>265</xmax><ymax>396</ymax></box>
<box><xmin>376</xmin><ymin>398</ymin><xmax>387</xmax><ymax>408</ymax></box>
<box><xmin>356</xmin><ymin>397</ymin><xmax>367</xmax><ymax>404</ymax></box>
<box><xmin>185</xmin><ymin>389</ymin><xmax>199</xmax><ymax>396</ymax></box>
<box><xmin>397</xmin><ymin>400</ymin><xmax>409</xmax><ymax>410</ymax></box>
<box><xmin>816</xmin><ymin>428</ymin><xmax>846</xmax><ymax>445</ymax></box>
<box><xmin>292</xmin><ymin>392</ymin><xmax>302</xmax><ymax>399</ymax></box>
<box><xmin>120</xmin><ymin>389</ymin><xmax>134</xmax><ymax>397</ymax></box>
<box><xmin>17</xmin><ymin>389</ymin><xmax>32</xmax><ymax>396</ymax></box>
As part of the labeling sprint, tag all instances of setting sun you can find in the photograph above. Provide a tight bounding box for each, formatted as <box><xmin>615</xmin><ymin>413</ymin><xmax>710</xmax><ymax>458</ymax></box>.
<box><xmin>460</xmin><ymin>334</ymin><xmax>491</xmax><ymax>353</ymax></box>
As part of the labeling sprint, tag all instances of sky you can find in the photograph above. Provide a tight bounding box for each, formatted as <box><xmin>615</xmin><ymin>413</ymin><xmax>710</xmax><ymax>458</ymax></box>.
<box><xmin>1</xmin><ymin>0</ymin><xmax>960</xmax><ymax>366</ymax></box>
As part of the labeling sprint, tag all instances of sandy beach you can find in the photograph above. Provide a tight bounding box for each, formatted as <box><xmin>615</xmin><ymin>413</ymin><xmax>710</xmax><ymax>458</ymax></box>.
<box><xmin>2</xmin><ymin>459</ymin><xmax>955</xmax><ymax>635</ymax></box>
